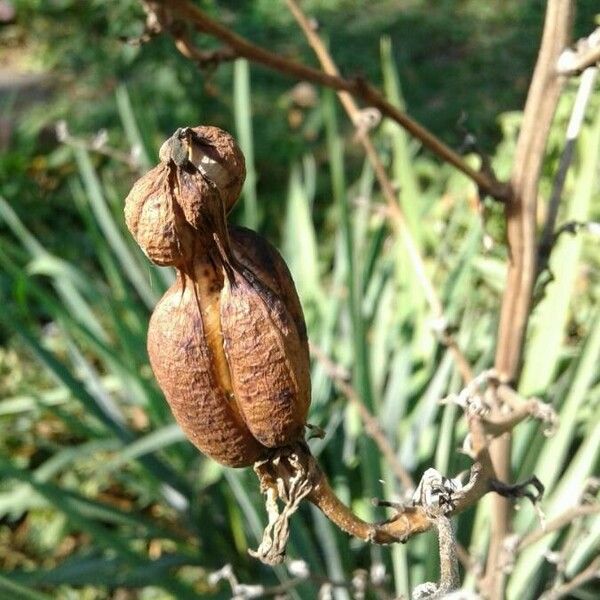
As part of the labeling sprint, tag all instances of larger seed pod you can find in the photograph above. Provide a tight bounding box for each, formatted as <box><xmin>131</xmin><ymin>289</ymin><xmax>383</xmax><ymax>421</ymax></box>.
<box><xmin>147</xmin><ymin>253</ymin><xmax>266</xmax><ymax>467</ymax></box>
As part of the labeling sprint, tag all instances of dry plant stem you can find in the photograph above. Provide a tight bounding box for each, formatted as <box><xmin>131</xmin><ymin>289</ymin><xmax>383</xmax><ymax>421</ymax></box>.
<box><xmin>310</xmin><ymin>342</ymin><xmax>415</xmax><ymax>490</ymax></box>
<box><xmin>57</xmin><ymin>126</ymin><xmax>140</xmax><ymax>171</ymax></box>
<box><xmin>172</xmin><ymin>28</ymin><xmax>236</xmax><ymax>67</ymax></box>
<box><xmin>518</xmin><ymin>503</ymin><xmax>600</xmax><ymax>549</ymax></box>
<box><xmin>285</xmin><ymin>0</ymin><xmax>474</xmax><ymax>385</ymax></box>
<box><xmin>488</xmin><ymin>1</ymin><xmax>573</xmax><ymax>597</ymax></box>
<box><xmin>540</xmin><ymin>556</ymin><xmax>600</xmax><ymax>600</ymax></box>
<box><xmin>308</xmin><ymin>460</ymin><xmax>431</xmax><ymax>543</ymax></box>
<box><xmin>537</xmin><ymin>66</ymin><xmax>598</xmax><ymax>275</ymax></box>
<box><xmin>154</xmin><ymin>0</ymin><xmax>506</xmax><ymax>201</ymax></box>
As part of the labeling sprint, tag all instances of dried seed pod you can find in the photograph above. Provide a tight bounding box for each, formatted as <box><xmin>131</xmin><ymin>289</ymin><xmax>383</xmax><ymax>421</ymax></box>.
<box><xmin>125</xmin><ymin>125</ymin><xmax>245</xmax><ymax>267</ymax></box>
<box><xmin>219</xmin><ymin>261</ymin><xmax>310</xmax><ymax>448</ymax></box>
<box><xmin>124</xmin><ymin>163</ymin><xmax>195</xmax><ymax>267</ymax></box>
<box><xmin>126</xmin><ymin>125</ymin><xmax>310</xmax><ymax>467</ymax></box>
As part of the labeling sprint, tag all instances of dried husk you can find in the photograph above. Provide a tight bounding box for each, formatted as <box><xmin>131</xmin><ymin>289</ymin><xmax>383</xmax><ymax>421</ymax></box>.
<box><xmin>126</xmin><ymin>125</ymin><xmax>309</xmax><ymax>468</ymax></box>
<box><xmin>219</xmin><ymin>261</ymin><xmax>309</xmax><ymax>448</ymax></box>
<box><xmin>124</xmin><ymin>164</ymin><xmax>195</xmax><ymax>266</ymax></box>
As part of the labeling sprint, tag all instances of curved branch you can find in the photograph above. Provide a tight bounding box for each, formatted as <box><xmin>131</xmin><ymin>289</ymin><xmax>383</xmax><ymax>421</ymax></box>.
<box><xmin>147</xmin><ymin>0</ymin><xmax>507</xmax><ymax>200</ymax></box>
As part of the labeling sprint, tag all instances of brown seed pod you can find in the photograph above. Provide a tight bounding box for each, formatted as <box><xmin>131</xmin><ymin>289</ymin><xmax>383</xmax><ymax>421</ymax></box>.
<box><xmin>125</xmin><ymin>125</ymin><xmax>245</xmax><ymax>267</ymax></box>
<box><xmin>126</xmin><ymin>125</ymin><xmax>310</xmax><ymax>467</ymax></box>
<box><xmin>123</xmin><ymin>163</ymin><xmax>195</xmax><ymax>267</ymax></box>
<box><xmin>219</xmin><ymin>261</ymin><xmax>309</xmax><ymax>448</ymax></box>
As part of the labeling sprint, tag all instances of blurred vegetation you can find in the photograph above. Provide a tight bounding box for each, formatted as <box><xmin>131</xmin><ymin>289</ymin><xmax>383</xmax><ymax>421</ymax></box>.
<box><xmin>1</xmin><ymin>1</ymin><xmax>599</xmax><ymax>599</ymax></box>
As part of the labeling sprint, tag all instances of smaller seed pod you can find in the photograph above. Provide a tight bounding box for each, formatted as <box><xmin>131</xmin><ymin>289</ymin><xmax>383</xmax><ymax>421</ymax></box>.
<box><xmin>123</xmin><ymin>163</ymin><xmax>195</xmax><ymax>267</ymax></box>
<box><xmin>124</xmin><ymin>125</ymin><xmax>246</xmax><ymax>267</ymax></box>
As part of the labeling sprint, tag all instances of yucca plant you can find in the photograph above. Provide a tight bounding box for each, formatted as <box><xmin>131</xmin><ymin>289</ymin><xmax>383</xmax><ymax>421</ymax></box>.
<box><xmin>1</xmin><ymin>1</ymin><xmax>599</xmax><ymax>599</ymax></box>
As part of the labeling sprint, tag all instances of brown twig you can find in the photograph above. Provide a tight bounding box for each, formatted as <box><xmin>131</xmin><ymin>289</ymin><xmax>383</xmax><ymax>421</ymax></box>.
<box><xmin>539</xmin><ymin>556</ymin><xmax>600</xmax><ymax>600</ymax></box>
<box><xmin>518</xmin><ymin>503</ymin><xmax>600</xmax><ymax>550</ymax></box>
<box><xmin>486</xmin><ymin>384</ymin><xmax>558</xmax><ymax>437</ymax></box>
<box><xmin>308</xmin><ymin>417</ymin><xmax>503</xmax><ymax>545</ymax></box>
<box><xmin>146</xmin><ymin>0</ymin><xmax>507</xmax><ymax>201</ymax></box>
<box><xmin>487</xmin><ymin>2</ymin><xmax>573</xmax><ymax>597</ymax></box>
<box><xmin>440</xmin><ymin>374</ymin><xmax>558</xmax><ymax>439</ymax></box>
<box><xmin>559</xmin><ymin>44</ymin><xmax>600</xmax><ymax>74</ymax></box>
<box><xmin>172</xmin><ymin>29</ymin><xmax>237</xmax><ymax>68</ymax></box>
<box><xmin>284</xmin><ymin>0</ymin><xmax>474</xmax><ymax>386</ymax></box>
<box><xmin>248</xmin><ymin>413</ymin><xmax>509</xmax><ymax>561</ymax></box>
